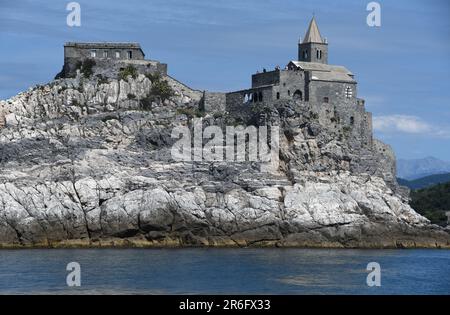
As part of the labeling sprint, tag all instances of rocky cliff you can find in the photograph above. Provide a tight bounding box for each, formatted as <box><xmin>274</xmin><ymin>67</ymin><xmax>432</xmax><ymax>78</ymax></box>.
<box><xmin>0</xmin><ymin>66</ymin><xmax>448</xmax><ymax>248</ymax></box>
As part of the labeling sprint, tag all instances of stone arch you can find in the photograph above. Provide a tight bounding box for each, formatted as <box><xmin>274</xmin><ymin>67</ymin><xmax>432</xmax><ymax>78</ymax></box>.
<box><xmin>293</xmin><ymin>90</ymin><xmax>303</xmax><ymax>100</ymax></box>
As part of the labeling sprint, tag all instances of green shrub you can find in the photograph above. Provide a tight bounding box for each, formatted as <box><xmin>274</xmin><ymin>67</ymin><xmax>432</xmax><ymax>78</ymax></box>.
<box><xmin>119</xmin><ymin>65</ymin><xmax>138</xmax><ymax>81</ymax></box>
<box><xmin>151</xmin><ymin>79</ymin><xmax>174</xmax><ymax>102</ymax></box>
<box><xmin>176</xmin><ymin>107</ymin><xmax>204</xmax><ymax>118</ymax></box>
<box><xmin>80</xmin><ymin>59</ymin><xmax>96</xmax><ymax>78</ymax></box>
<box><xmin>145</xmin><ymin>72</ymin><xmax>161</xmax><ymax>82</ymax></box>
<box><xmin>145</xmin><ymin>72</ymin><xmax>174</xmax><ymax>102</ymax></box>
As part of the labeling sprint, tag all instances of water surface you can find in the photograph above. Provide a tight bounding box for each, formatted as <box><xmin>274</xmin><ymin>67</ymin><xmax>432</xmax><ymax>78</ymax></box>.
<box><xmin>0</xmin><ymin>249</ymin><xmax>448</xmax><ymax>294</ymax></box>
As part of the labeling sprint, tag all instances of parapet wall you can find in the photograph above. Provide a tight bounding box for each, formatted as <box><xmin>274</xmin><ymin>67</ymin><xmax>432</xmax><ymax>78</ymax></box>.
<box><xmin>57</xmin><ymin>58</ymin><xmax>167</xmax><ymax>79</ymax></box>
<box><xmin>226</xmin><ymin>86</ymin><xmax>273</xmax><ymax>114</ymax></box>
<box><xmin>201</xmin><ymin>92</ymin><xmax>226</xmax><ymax>113</ymax></box>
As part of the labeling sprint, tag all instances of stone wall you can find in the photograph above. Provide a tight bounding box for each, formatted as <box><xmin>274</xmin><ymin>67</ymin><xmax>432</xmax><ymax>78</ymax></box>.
<box><xmin>252</xmin><ymin>71</ymin><xmax>280</xmax><ymax>88</ymax></box>
<box><xmin>201</xmin><ymin>92</ymin><xmax>226</xmax><ymax>113</ymax></box>
<box><xmin>226</xmin><ymin>86</ymin><xmax>274</xmax><ymax>114</ymax></box>
<box><xmin>57</xmin><ymin>58</ymin><xmax>168</xmax><ymax>79</ymax></box>
<box><xmin>307</xmin><ymin>79</ymin><xmax>357</xmax><ymax>106</ymax></box>
<box><xmin>275</xmin><ymin>70</ymin><xmax>307</xmax><ymax>101</ymax></box>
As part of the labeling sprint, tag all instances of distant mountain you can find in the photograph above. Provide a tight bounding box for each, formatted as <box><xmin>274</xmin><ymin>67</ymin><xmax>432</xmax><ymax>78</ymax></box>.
<box><xmin>410</xmin><ymin>182</ymin><xmax>450</xmax><ymax>226</ymax></box>
<box><xmin>398</xmin><ymin>173</ymin><xmax>450</xmax><ymax>190</ymax></box>
<box><xmin>397</xmin><ymin>156</ymin><xmax>450</xmax><ymax>180</ymax></box>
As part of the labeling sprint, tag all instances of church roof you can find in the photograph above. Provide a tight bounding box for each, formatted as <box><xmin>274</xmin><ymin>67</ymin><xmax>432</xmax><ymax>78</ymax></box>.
<box><xmin>309</xmin><ymin>71</ymin><xmax>355</xmax><ymax>83</ymax></box>
<box><xmin>302</xmin><ymin>17</ymin><xmax>324</xmax><ymax>44</ymax></box>
<box><xmin>288</xmin><ymin>61</ymin><xmax>355</xmax><ymax>83</ymax></box>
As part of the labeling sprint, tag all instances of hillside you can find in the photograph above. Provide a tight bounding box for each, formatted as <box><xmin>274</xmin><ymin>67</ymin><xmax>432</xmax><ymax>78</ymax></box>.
<box><xmin>410</xmin><ymin>182</ymin><xmax>450</xmax><ymax>226</ymax></box>
<box><xmin>0</xmin><ymin>62</ymin><xmax>449</xmax><ymax>248</ymax></box>
<box><xmin>397</xmin><ymin>157</ymin><xmax>450</xmax><ymax>180</ymax></box>
<box><xmin>398</xmin><ymin>173</ymin><xmax>450</xmax><ymax>190</ymax></box>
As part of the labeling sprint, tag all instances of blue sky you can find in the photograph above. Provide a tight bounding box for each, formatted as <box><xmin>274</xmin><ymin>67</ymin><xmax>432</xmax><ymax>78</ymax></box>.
<box><xmin>1</xmin><ymin>0</ymin><xmax>449</xmax><ymax>160</ymax></box>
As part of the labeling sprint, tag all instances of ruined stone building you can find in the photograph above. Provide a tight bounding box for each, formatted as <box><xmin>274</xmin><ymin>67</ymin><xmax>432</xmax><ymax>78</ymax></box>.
<box><xmin>57</xmin><ymin>42</ymin><xmax>167</xmax><ymax>78</ymax></box>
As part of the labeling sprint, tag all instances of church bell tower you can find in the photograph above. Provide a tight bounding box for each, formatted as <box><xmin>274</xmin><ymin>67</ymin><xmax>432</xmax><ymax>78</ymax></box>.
<box><xmin>298</xmin><ymin>17</ymin><xmax>328</xmax><ymax>64</ymax></box>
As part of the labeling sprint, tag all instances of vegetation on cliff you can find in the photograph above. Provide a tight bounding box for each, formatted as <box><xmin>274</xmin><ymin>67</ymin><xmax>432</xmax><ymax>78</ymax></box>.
<box><xmin>410</xmin><ymin>182</ymin><xmax>450</xmax><ymax>226</ymax></box>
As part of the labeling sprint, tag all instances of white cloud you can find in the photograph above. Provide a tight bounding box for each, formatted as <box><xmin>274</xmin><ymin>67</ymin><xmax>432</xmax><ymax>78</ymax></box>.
<box><xmin>373</xmin><ymin>115</ymin><xmax>450</xmax><ymax>138</ymax></box>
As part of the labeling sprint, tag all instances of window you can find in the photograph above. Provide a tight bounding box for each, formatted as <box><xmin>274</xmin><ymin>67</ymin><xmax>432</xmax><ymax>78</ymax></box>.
<box><xmin>253</xmin><ymin>92</ymin><xmax>258</xmax><ymax>103</ymax></box>
<box><xmin>258</xmin><ymin>92</ymin><xmax>263</xmax><ymax>102</ymax></box>
<box><xmin>127</xmin><ymin>51</ymin><xmax>132</xmax><ymax>59</ymax></box>
<box><xmin>317</xmin><ymin>49</ymin><xmax>322</xmax><ymax>59</ymax></box>
<box><xmin>115</xmin><ymin>51</ymin><xmax>121</xmax><ymax>59</ymax></box>
<box><xmin>103</xmin><ymin>51</ymin><xmax>108</xmax><ymax>58</ymax></box>
<box><xmin>90</xmin><ymin>50</ymin><xmax>96</xmax><ymax>58</ymax></box>
<box><xmin>288</xmin><ymin>90</ymin><xmax>291</xmax><ymax>96</ymax></box>
<box><xmin>350</xmin><ymin>117</ymin><xmax>355</xmax><ymax>125</ymax></box>
<box><xmin>293</xmin><ymin>90</ymin><xmax>303</xmax><ymax>100</ymax></box>
<box><xmin>303</xmin><ymin>50</ymin><xmax>308</xmax><ymax>59</ymax></box>
<box><xmin>345</xmin><ymin>87</ymin><xmax>353</xmax><ymax>98</ymax></box>
<box><xmin>276</xmin><ymin>92</ymin><xmax>280</xmax><ymax>100</ymax></box>
<box><xmin>323</xmin><ymin>97</ymin><xmax>329</xmax><ymax>103</ymax></box>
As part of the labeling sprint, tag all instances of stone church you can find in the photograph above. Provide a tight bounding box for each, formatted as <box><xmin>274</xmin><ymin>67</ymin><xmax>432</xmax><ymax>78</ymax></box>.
<box><xmin>224</xmin><ymin>17</ymin><xmax>359</xmax><ymax>108</ymax></box>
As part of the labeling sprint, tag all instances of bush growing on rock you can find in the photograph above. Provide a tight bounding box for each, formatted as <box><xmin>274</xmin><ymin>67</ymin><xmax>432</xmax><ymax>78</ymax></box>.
<box><xmin>119</xmin><ymin>65</ymin><xmax>138</xmax><ymax>81</ymax></box>
<box><xmin>176</xmin><ymin>107</ymin><xmax>204</xmax><ymax>118</ymax></box>
<box><xmin>80</xmin><ymin>59</ymin><xmax>96</xmax><ymax>78</ymax></box>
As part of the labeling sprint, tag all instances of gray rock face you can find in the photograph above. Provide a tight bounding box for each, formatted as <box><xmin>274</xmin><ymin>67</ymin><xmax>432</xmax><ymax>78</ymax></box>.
<box><xmin>0</xmin><ymin>70</ymin><xmax>448</xmax><ymax>248</ymax></box>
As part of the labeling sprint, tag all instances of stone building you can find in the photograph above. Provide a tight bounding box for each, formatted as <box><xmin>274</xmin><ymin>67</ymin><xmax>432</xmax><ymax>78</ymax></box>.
<box><xmin>64</xmin><ymin>42</ymin><xmax>146</xmax><ymax>61</ymax></box>
<box><xmin>225</xmin><ymin>17</ymin><xmax>357</xmax><ymax>107</ymax></box>
<box><xmin>201</xmin><ymin>17</ymin><xmax>379</xmax><ymax>181</ymax></box>
<box><xmin>57</xmin><ymin>42</ymin><xmax>167</xmax><ymax>78</ymax></box>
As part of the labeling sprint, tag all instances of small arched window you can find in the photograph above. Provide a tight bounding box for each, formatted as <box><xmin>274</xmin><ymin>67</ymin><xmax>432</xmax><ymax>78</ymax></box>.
<box><xmin>323</xmin><ymin>97</ymin><xmax>329</xmax><ymax>103</ymax></box>
<box><xmin>350</xmin><ymin>117</ymin><xmax>355</xmax><ymax>125</ymax></box>
<box><xmin>258</xmin><ymin>92</ymin><xmax>263</xmax><ymax>102</ymax></box>
<box><xmin>288</xmin><ymin>90</ymin><xmax>291</xmax><ymax>96</ymax></box>
<box><xmin>276</xmin><ymin>92</ymin><xmax>280</xmax><ymax>100</ymax></box>
<box><xmin>253</xmin><ymin>92</ymin><xmax>258</xmax><ymax>103</ymax></box>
